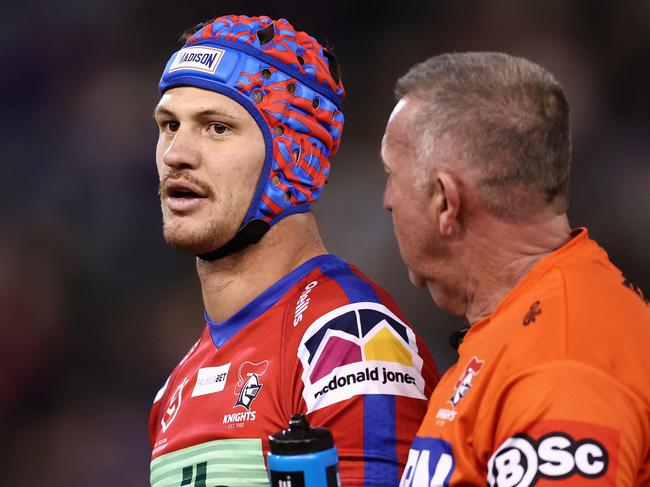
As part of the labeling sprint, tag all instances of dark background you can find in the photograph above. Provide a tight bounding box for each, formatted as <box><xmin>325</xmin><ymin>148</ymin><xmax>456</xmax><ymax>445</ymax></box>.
<box><xmin>1</xmin><ymin>1</ymin><xmax>648</xmax><ymax>485</ymax></box>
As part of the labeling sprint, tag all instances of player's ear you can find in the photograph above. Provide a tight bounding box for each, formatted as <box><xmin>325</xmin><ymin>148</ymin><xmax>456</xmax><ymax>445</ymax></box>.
<box><xmin>433</xmin><ymin>171</ymin><xmax>460</xmax><ymax>237</ymax></box>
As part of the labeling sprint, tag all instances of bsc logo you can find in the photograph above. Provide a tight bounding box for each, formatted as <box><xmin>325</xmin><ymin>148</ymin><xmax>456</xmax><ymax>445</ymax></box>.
<box><xmin>400</xmin><ymin>437</ymin><xmax>455</xmax><ymax>487</ymax></box>
<box><xmin>487</xmin><ymin>432</ymin><xmax>608</xmax><ymax>486</ymax></box>
<box><xmin>234</xmin><ymin>361</ymin><xmax>269</xmax><ymax>410</ymax></box>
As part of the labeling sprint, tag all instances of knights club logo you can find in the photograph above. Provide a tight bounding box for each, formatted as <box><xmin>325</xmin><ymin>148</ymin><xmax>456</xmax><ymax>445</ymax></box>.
<box><xmin>449</xmin><ymin>356</ymin><xmax>484</xmax><ymax>407</ymax></box>
<box><xmin>234</xmin><ymin>361</ymin><xmax>269</xmax><ymax>409</ymax></box>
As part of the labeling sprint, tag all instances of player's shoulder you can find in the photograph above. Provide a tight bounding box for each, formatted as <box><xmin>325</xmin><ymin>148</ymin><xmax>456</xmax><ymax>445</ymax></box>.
<box><xmin>289</xmin><ymin>256</ymin><xmax>432</xmax><ymax>413</ymax></box>
<box><xmin>494</xmin><ymin>235</ymin><xmax>646</xmax><ymax>339</ymax></box>
<box><xmin>284</xmin><ymin>254</ymin><xmax>427</xmax><ymax>364</ymax></box>
<box><xmin>488</xmin><ymin>243</ymin><xmax>650</xmax><ymax>381</ymax></box>
<box><xmin>550</xmin><ymin>233</ymin><xmax>648</xmax><ymax>313</ymax></box>
<box><xmin>301</xmin><ymin>254</ymin><xmax>398</xmax><ymax>304</ymax></box>
<box><xmin>287</xmin><ymin>254</ymin><xmax>408</xmax><ymax>328</ymax></box>
<box><xmin>286</xmin><ymin>254</ymin><xmax>423</xmax><ymax>360</ymax></box>
<box><xmin>549</xmin><ymin>237</ymin><xmax>650</xmax><ymax>337</ymax></box>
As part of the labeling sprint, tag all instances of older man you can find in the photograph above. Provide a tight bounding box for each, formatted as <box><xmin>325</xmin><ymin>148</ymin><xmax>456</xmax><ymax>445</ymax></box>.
<box><xmin>381</xmin><ymin>52</ymin><xmax>650</xmax><ymax>486</ymax></box>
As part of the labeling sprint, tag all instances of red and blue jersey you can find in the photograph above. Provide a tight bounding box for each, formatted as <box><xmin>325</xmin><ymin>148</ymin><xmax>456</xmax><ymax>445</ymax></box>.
<box><xmin>149</xmin><ymin>254</ymin><xmax>439</xmax><ymax>486</ymax></box>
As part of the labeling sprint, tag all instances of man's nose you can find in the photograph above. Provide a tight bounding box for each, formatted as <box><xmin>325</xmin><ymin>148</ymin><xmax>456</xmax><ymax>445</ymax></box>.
<box><xmin>162</xmin><ymin>128</ymin><xmax>199</xmax><ymax>170</ymax></box>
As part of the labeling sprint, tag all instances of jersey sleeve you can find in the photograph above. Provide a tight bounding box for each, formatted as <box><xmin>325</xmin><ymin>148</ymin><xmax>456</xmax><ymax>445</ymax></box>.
<box><xmin>483</xmin><ymin>360</ymin><xmax>650</xmax><ymax>486</ymax></box>
<box><xmin>283</xmin><ymin>272</ymin><xmax>439</xmax><ymax>486</ymax></box>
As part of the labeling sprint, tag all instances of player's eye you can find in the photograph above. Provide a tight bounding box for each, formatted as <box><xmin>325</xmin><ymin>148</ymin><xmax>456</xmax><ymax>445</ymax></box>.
<box><xmin>161</xmin><ymin>121</ymin><xmax>179</xmax><ymax>132</ymax></box>
<box><xmin>210</xmin><ymin>123</ymin><xmax>229</xmax><ymax>135</ymax></box>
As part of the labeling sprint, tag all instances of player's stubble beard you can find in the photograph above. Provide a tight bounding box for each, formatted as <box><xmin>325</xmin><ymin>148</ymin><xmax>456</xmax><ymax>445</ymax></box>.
<box><xmin>160</xmin><ymin>177</ymin><xmax>245</xmax><ymax>256</ymax></box>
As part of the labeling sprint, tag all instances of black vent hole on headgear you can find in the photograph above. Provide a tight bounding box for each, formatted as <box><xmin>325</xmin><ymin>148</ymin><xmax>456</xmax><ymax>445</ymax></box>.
<box><xmin>256</xmin><ymin>23</ymin><xmax>275</xmax><ymax>46</ymax></box>
<box><xmin>297</xmin><ymin>55</ymin><xmax>304</xmax><ymax>65</ymax></box>
<box><xmin>322</xmin><ymin>48</ymin><xmax>341</xmax><ymax>84</ymax></box>
<box><xmin>253</xmin><ymin>91</ymin><xmax>264</xmax><ymax>104</ymax></box>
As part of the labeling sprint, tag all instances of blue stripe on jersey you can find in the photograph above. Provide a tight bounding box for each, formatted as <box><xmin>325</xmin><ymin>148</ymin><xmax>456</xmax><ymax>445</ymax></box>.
<box><xmin>206</xmin><ymin>254</ymin><xmax>346</xmax><ymax>348</ymax></box>
<box><xmin>319</xmin><ymin>261</ymin><xmax>399</xmax><ymax>484</ymax></box>
<box><xmin>318</xmin><ymin>259</ymin><xmax>379</xmax><ymax>303</ymax></box>
<box><xmin>364</xmin><ymin>395</ymin><xmax>398</xmax><ymax>485</ymax></box>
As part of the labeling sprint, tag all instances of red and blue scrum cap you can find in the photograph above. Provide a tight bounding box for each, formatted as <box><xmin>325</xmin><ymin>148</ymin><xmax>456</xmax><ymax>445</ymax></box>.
<box><xmin>159</xmin><ymin>15</ymin><xmax>345</xmax><ymax>250</ymax></box>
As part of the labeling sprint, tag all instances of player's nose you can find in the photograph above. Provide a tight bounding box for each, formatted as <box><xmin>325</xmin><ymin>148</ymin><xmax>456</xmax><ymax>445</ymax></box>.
<box><xmin>162</xmin><ymin>129</ymin><xmax>200</xmax><ymax>170</ymax></box>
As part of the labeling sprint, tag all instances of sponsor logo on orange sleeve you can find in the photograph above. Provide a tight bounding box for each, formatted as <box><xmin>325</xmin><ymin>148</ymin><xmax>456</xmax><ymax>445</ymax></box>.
<box><xmin>401</xmin><ymin>437</ymin><xmax>455</xmax><ymax>487</ymax></box>
<box><xmin>487</xmin><ymin>420</ymin><xmax>619</xmax><ymax>486</ymax></box>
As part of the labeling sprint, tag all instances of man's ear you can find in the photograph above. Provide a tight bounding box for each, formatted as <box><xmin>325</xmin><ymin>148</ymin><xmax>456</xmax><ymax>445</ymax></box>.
<box><xmin>433</xmin><ymin>172</ymin><xmax>460</xmax><ymax>236</ymax></box>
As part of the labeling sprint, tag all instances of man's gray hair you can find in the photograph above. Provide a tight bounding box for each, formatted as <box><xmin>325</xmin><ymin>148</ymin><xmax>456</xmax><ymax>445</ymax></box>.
<box><xmin>395</xmin><ymin>52</ymin><xmax>571</xmax><ymax>220</ymax></box>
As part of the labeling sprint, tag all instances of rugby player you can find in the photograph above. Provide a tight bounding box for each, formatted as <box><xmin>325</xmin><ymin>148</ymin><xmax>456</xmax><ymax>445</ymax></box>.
<box><xmin>148</xmin><ymin>14</ymin><xmax>439</xmax><ymax>486</ymax></box>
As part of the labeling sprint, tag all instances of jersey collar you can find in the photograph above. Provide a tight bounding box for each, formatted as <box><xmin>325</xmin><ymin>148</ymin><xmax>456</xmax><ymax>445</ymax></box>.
<box><xmin>462</xmin><ymin>228</ymin><xmax>599</xmax><ymax>346</ymax></box>
<box><xmin>205</xmin><ymin>254</ymin><xmax>346</xmax><ymax>348</ymax></box>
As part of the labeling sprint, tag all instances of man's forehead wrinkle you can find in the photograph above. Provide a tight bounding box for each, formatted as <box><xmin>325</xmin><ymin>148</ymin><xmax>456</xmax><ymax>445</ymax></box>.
<box><xmin>385</xmin><ymin>112</ymin><xmax>417</xmax><ymax>157</ymax></box>
<box><xmin>385</xmin><ymin>131</ymin><xmax>412</xmax><ymax>156</ymax></box>
<box><xmin>380</xmin><ymin>134</ymin><xmax>398</xmax><ymax>167</ymax></box>
<box><xmin>392</xmin><ymin>96</ymin><xmax>424</xmax><ymax>135</ymax></box>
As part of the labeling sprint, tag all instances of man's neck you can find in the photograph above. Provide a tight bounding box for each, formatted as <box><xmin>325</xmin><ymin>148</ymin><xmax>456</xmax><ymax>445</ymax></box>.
<box><xmin>197</xmin><ymin>213</ymin><xmax>327</xmax><ymax>323</ymax></box>
<box><xmin>464</xmin><ymin>211</ymin><xmax>572</xmax><ymax>323</ymax></box>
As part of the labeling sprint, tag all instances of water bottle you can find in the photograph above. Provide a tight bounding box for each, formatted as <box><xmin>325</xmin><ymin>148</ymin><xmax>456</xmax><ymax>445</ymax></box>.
<box><xmin>267</xmin><ymin>413</ymin><xmax>341</xmax><ymax>487</ymax></box>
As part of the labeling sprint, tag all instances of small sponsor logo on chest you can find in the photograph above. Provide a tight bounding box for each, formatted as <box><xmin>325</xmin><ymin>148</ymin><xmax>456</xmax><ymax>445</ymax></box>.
<box><xmin>191</xmin><ymin>363</ymin><xmax>231</xmax><ymax>397</ymax></box>
<box><xmin>293</xmin><ymin>280</ymin><xmax>318</xmax><ymax>326</ymax></box>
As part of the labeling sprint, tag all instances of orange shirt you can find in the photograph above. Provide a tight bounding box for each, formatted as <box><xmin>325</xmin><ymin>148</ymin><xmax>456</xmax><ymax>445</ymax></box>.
<box><xmin>401</xmin><ymin>229</ymin><xmax>650</xmax><ymax>486</ymax></box>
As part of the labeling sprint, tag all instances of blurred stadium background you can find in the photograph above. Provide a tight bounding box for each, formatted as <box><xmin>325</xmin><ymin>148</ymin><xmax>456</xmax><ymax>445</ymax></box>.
<box><xmin>1</xmin><ymin>0</ymin><xmax>649</xmax><ymax>484</ymax></box>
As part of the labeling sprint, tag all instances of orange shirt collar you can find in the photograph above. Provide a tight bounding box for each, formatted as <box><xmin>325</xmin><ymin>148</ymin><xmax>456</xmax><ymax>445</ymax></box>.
<box><xmin>466</xmin><ymin>227</ymin><xmax>595</xmax><ymax>334</ymax></box>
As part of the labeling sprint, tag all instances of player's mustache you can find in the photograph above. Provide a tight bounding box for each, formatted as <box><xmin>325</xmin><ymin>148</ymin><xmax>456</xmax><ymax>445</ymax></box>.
<box><xmin>158</xmin><ymin>171</ymin><xmax>213</xmax><ymax>198</ymax></box>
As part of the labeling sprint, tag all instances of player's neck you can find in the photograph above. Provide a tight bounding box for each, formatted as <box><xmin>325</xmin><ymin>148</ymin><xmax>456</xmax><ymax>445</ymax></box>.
<box><xmin>196</xmin><ymin>212</ymin><xmax>327</xmax><ymax>323</ymax></box>
<box><xmin>463</xmin><ymin>211</ymin><xmax>572</xmax><ymax>324</ymax></box>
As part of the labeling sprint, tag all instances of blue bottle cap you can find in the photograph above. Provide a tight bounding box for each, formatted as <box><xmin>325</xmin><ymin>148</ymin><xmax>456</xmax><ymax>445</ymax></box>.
<box><xmin>269</xmin><ymin>414</ymin><xmax>334</xmax><ymax>455</ymax></box>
